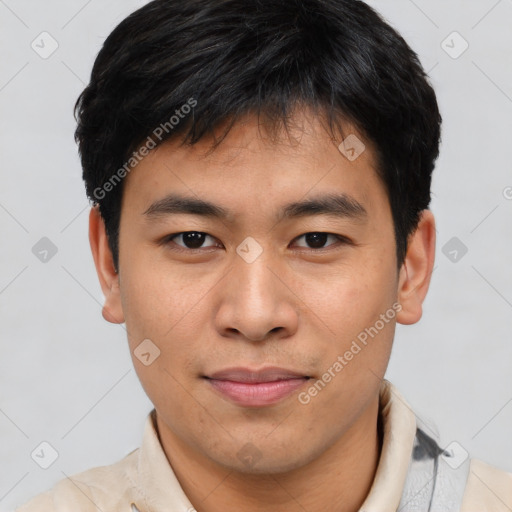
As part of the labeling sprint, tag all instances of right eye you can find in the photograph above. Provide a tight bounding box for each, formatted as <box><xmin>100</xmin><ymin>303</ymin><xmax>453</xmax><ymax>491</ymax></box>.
<box><xmin>165</xmin><ymin>231</ymin><xmax>221</xmax><ymax>251</ymax></box>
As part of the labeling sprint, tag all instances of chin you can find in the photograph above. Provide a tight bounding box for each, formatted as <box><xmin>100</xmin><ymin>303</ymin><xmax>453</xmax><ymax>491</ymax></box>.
<box><xmin>210</xmin><ymin>442</ymin><xmax>314</xmax><ymax>476</ymax></box>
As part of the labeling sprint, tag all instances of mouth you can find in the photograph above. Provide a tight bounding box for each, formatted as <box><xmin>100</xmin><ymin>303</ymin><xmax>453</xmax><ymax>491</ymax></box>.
<box><xmin>204</xmin><ymin>367</ymin><xmax>311</xmax><ymax>407</ymax></box>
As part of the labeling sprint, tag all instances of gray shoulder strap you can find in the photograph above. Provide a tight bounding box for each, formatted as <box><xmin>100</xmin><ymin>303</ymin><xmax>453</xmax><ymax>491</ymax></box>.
<box><xmin>398</xmin><ymin>428</ymin><xmax>470</xmax><ymax>512</ymax></box>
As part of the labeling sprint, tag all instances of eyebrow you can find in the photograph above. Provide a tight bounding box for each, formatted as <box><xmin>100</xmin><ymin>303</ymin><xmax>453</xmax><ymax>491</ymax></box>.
<box><xmin>142</xmin><ymin>193</ymin><xmax>367</xmax><ymax>223</ymax></box>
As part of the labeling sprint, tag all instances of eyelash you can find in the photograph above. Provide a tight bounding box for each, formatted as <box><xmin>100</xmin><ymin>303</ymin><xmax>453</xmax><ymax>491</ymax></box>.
<box><xmin>162</xmin><ymin>231</ymin><xmax>352</xmax><ymax>252</ymax></box>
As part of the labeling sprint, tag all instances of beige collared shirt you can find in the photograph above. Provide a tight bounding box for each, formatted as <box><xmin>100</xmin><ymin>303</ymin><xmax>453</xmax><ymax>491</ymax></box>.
<box><xmin>17</xmin><ymin>381</ymin><xmax>512</xmax><ymax>511</ymax></box>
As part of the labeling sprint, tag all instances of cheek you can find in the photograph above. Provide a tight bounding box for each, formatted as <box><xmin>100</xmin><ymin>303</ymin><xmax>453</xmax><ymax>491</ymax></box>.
<box><xmin>338</xmin><ymin>268</ymin><xmax>397</xmax><ymax>374</ymax></box>
<box><xmin>298</xmin><ymin>269</ymin><xmax>397</xmax><ymax>423</ymax></box>
<box><xmin>120</xmin><ymin>257</ymin><xmax>208</xmax><ymax>342</ymax></box>
<box><xmin>121</xmin><ymin>274</ymin><xmax>203</xmax><ymax>415</ymax></box>
<box><xmin>120</xmin><ymin>263</ymin><xmax>215</xmax><ymax>404</ymax></box>
<box><xmin>297</xmin><ymin>257</ymin><xmax>397</xmax><ymax>333</ymax></box>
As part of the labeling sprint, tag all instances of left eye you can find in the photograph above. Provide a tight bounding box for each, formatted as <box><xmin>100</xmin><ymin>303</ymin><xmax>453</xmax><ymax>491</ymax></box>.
<box><xmin>292</xmin><ymin>232</ymin><xmax>343</xmax><ymax>249</ymax></box>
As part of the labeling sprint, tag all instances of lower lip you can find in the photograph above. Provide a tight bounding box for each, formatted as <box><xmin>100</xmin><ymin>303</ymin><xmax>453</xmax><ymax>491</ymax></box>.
<box><xmin>207</xmin><ymin>378</ymin><xmax>309</xmax><ymax>407</ymax></box>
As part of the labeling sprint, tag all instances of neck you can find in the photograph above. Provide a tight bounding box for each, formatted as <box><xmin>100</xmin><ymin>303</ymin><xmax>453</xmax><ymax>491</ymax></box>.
<box><xmin>157</xmin><ymin>396</ymin><xmax>382</xmax><ymax>512</ymax></box>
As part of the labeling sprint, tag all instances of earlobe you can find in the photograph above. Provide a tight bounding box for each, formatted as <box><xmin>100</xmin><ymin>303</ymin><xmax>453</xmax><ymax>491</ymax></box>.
<box><xmin>396</xmin><ymin>210</ymin><xmax>436</xmax><ymax>325</ymax></box>
<box><xmin>88</xmin><ymin>206</ymin><xmax>125</xmax><ymax>324</ymax></box>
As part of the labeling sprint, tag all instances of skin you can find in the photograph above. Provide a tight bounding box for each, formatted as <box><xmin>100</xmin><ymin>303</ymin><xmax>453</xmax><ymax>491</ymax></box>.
<box><xmin>89</xmin><ymin>110</ymin><xmax>436</xmax><ymax>512</ymax></box>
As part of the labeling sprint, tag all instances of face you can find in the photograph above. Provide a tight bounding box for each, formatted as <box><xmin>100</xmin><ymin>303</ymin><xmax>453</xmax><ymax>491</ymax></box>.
<box><xmin>94</xmin><ymin>111</ymin><xmax>430</xmax><ymax>475</ymax></box>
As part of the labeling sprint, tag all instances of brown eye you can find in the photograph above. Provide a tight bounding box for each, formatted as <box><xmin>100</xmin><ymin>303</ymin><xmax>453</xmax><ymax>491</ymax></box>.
<box><xmin>293</xmin><ymin>232</ymin><xmax>342</xmax><ymax>249</ymax></box>
<box><xmin>170</xmin><ymin>231</ymin><xmax>217</xmax><ymax>249</ymax></box>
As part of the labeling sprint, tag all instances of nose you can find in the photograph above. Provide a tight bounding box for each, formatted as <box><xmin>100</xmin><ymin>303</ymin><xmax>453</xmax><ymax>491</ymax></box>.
<box><xmin>214</xmin><ymin>248</ymin><xmax>299</xmax><ymax>342</ymax></box>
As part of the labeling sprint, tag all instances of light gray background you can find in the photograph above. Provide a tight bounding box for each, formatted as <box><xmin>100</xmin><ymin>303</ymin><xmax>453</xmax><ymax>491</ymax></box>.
<box><xmin>1</xmin><ymin>0</ymin><xmax>511</xmax><ymax>509</ymax></box>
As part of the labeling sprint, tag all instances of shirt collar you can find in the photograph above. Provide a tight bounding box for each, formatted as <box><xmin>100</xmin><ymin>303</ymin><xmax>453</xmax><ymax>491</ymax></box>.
<box><xmin>359</xmin><ymin>380</ymin><xmax>418</xmax><ymax>511</ymax></box>
<box><xmin>134</xmin><ymin>408</ymin><xmax>195</xmax><ymax>512</ymax></box>
<box><xmin>132</xmin><ymin>379</ymin><xmax>417</xmax><ymax>512</ymax></box>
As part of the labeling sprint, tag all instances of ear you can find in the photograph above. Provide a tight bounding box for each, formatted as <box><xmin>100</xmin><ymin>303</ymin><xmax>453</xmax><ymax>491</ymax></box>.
<box><xmin>89</xmin><ymin>205</ymin><xmax>125</xmax><ymax>324</ymax></box>
<box><xmin>396</xmin><ymin>209</ymin><xmax>436</xmax><ymax>325</ymax></box>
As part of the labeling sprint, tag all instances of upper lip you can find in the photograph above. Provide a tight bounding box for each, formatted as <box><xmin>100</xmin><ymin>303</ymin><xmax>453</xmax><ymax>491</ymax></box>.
<box><xmin>206</xmin><ymin>366</ymin><xmax>310</xmax><ymax>383</ymax></box>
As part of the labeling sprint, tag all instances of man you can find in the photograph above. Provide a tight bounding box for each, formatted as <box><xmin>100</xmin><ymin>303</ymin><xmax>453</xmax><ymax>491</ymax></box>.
<box><xmin>18</xmin><ymin>0</ymin><xmax>511</xmax><ymax>510</ymax></box>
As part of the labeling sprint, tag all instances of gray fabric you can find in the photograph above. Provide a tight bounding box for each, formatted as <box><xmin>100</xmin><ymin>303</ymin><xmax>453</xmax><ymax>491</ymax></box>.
<box><xmin>398</xmin><ymin>428</ymin><xmax>470</xmax><ymax>512</ymax></box>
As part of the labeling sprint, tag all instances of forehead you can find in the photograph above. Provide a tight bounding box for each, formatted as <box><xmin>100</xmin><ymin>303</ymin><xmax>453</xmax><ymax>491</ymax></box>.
<box><xmin>165</xmin><ymin>110</ymin><xmax>378</xmax><ymax>170</ymax></box>
<box><xmin>121</xmin><ymin>110</ymin><xmax>387</xmax><ymax>220</ymax></box>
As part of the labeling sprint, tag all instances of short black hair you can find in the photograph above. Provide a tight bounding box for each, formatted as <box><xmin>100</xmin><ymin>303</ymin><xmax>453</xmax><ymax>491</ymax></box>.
<box><xmin>74</xmin><ymin>0</ymin><xmax>441</xmax><ymax>271</ymax></box>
